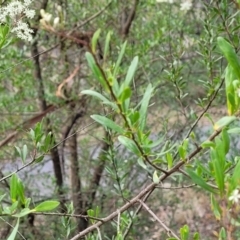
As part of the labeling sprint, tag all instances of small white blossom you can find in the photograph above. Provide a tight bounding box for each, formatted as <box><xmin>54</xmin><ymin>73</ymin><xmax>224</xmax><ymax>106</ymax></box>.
<box><xmin>180</xmin><ymin>0</ymin><xmax>192</xmax><ymax>11</ymax></box>
<box><xmin>25</xmin><ymin>9</ymin><xmax>35</xmax><ymax>19</ymax></box>
<box><xmin>40</xmin><ymin>9</ymin><xmax>52</xmax><ymax>22</ymax></box>
<box><xmin>156</xmin><ymin>0</ymin><xmax>174</xmax><ymax>3</ymax></box>
<box><xmin>57</xmin><ymin>5</ymin><xmax>62</xmax><ymax>12</ymax></box>
<box><xmin>229</xmin><ymin>189</ymin><xmax>240</xmax><ymax>203</ymax></box>
<box><xmin>53</xmin><ymin>17</ymin><xmax>60</xmax><ymax>28</ymax></box>
<box><xmin>0</xmin><ymin>0</ymin><xmax>35</xmax><ymax>41</ymax></box>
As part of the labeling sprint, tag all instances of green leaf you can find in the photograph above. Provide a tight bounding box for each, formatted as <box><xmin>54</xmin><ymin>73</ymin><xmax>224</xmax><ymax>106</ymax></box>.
<box><xmin>91</xmin><ymin>29</ymin><xmax>101</xmax><ymax>54</ymax></box>
<box><xmin>139</xmin><ymin>84</ymin><xmax>154</xmax><ymax>130</ymax></box>
<box><xmin>17</xmin><ymin>179</ymin><xmax>25</xmax><ymax>205</ymax></box>
<box><xmin>15</xmin><ymin>147</ymin><xmax>21</xmax><ymax>159</ymax></box>
<box><xmin>178</xmin><ymin>145</ymin><xmax>185</xmax><ymax>159</ymax></box>
<box><xmin>153</xmin><ymin>171</ymin><xmax>160</xmax><ymax>184</ymax></box>
<box><xmin>104</xmin><ymin>31</ymin><xmax>112</xmax><ymax>62</ymax></box>
<box><xmin>35</xmin><ymin>155</ymin><xmax>44</xmax><ymax>163</ymax></box>
<box><xmin>225</xmin><ymin>66</ymin><xmax>238</xmax><ymax>115</ymax></box>
<box><xmin>87</xmin><ymin>209</ymin><xmax>95</xmax><ymax>224</ymax></box>
<box><xmin>217</xmin><ymin>37</ymin><xmax>240</xmax><ymax>79</ymax></box>
<box><xmin>186</xmin><ymin>169</ymin><xmax>217</xmax><ymax>194</ymax></box>
<box><xmin>141</xmin><ymin>134</ymin><xmax>165</xmax><ymax>148</ymax></box>
<box><xmin>33</xmin><ymin>200</ymin><xmax>60</xmax><ymax>212</ymax></box>
<box><xmin>85</xmin><ymin>52</ymin><xmax>107</xmax><ymax>89</ymax></box>
<box><xmin>211</xmin><ymin>194</ymin><xmax>221</xmax><ymax>220</ymax></box>
<box><xmin>214</xmin><ymin>116</ymin><xmax>236</xmax><ymax>130</ymax></box>
<box><xmin>166</xmin><ymin>152</ymin><xmax>173</xmax><ymax>169</ymax></box>
<box><xmin>10</xmin><ymin>174</ymin><xmax>18</xmax><ymax>203</ymax></box>
<box><xmin>231</xmin><ymin>158</ymin><xmax>240</xmax><ymax>188</ymax></box>
<box><xmin>193</xmin><ymin>232</ymin><xmax>200</xmax><ymax>240</ymax></box>
<box><xmin>0</xmin><ymin>194</ymin><xmax>6</xmax><ymax>203</ymax></box>
<box><xmin>118</xmin><ymin>136</ymin><xmax>140</xmax><ymax>155</ymax></box>
<box><xmin>227</xmin><ymin>127</ymin><xmax>240</xmax><ymax>134</ymax></box>
<box><xmin>119</xmin><ymin>87</ymin><xmax>132</xmax><ymax>103</ymax></box>
<box><xmin>81</xmin><ymin>90</ymin><xmax>116</xmax><ymax>108</ymax></box>
<box><xmin>113</xmin><ymin>41</ymin><xmax>127</xmax><ymax>77</ymax></box>
<box><xmin>22</xmin><ymin>145</ymin><xmax>28</xmax><ymax>164</ymax></box>
<box><xmin>7</xmin><ymin>218</ymin><xmax>19</xmax><ymax>240</ymax></box>
<box><xmin>221</xmin><ymin>129</ymin><xmax>230</xmax><ymax>154</ymax></box>
<box><xmin>124</xmin><ymin>56</ymin><xmax>139</xmax><ymax>87</ymax></box>
<box><xmin>219</xmin><ymin>227</ymin><xmax>226</xmax><ymax>238</ymax></box>
<box><xmin>137</xmin><ymin>157</ymin><xmax>147</xmax><ymax>169</ymax></box>
<box><xmin>13</xmin><ymin>208</ymin><xmax>33</xmax><ymax>218</ymax></box>
<box><xmin>212</xmin><ymin>148</ymin><xmax>225</xmax><ymax>195</ymax></box>
<box><xmin>180</xmin><ymin>225</ymin><xmax>189</xmax><ymax>240</ymax></box>
<box><xmin>91</xmin><ymin>115</ymin><xmax>124</xmax><ymax>134</ymax></box>
<box><xmin>201</xmin><ymin>140</ymin><xmax>216</xmax><ymax>148</ymax></box>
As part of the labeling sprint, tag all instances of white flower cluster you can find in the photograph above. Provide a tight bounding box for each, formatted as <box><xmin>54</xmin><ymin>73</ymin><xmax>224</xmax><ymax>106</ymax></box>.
<box><xmin>0</xmin><ymin>0</ymin><xmax>35</xmax><ymax>41</ymax></box>
<box><xmin>39</xmin><ymin>6</ymin><xmax>62</xmax><ymax>30</ymax></box>
<box><xmin>229</xmin><ymin>189</ymin><xmax>240</xmax><ymax>203</ymax></box>
<box><xmin>156</xmin><ymin>0</ymin><xmax>193</xmax><ymax>12</ymax></box>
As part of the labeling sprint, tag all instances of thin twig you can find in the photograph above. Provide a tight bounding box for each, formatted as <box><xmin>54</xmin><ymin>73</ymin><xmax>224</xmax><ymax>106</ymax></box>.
<box><xmin>138</xmin><ymin>199</ymin><xmax>180</xmax><ymax>240</ymax></box>
<box><xmin>70</xmin><ymin>126</ymin><xmax>224</xmax><ymax>239</ymax></box>
<box><xmin>0</xmin><ymin>217</ymin><xmax>26</xmax><ymax>240</ymax></box>
<box><xmin>184</xmin><ymin>77</ymin><xmax>224</xmax><ymax>139</ymax></box>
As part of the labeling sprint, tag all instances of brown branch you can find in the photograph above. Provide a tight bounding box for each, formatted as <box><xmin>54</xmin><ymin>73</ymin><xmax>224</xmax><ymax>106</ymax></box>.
<box><xmin>70</xmin><ymin>124</ymin><xmax>224</xmax><ymax>238</ymax></box>
<box><xmin>70</xmin><ymin>181</ymin><xmax>156</xmax><ymax>240</ymax></box>
<box><xmin>121</xmin><ymin>0</ymin><xmax>139</xmax><ymax>38</ymax></box>
<box><xmin>138</xmin><ymin>200</ymin><xmax>180</xmax><ymax>239</ymax></box>
<box><xmin>33</xmin><ymin>212</ymin><xmax>103</xmax><ymax>222</ymax></box>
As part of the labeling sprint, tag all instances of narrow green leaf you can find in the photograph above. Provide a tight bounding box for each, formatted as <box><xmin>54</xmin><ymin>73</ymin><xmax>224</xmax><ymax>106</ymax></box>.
<box><xmin>178</xmin><ymin>145</ymin><xmax>185</xmax><ymax>159</ymax></box>
<box><xmin>139</xmin><ymin>84</ymin><xmax>154</xmax><ymax>130</ymax></box>
<box><xmin>87</xmin><ymin>209</ymin><xmax>95</xmax><ymax>224</ymax></box>
<box><xmin>35</xmin><ymin>155</ymin><xmax>44</xmax><ymax>163</ymax></box>
<box><xmin>137</xmin><ymin>157</ymin><xmax>147</xmax><ymax>169</ymax></box>
<box><xmin>153</xmin><ymin>171</ymin><xmax>160</xmax><ymax>184</ymax></box>
<box><xmin>231</xmin><ymin>159</ymin><xmax>240</xmax><ymax>188</ymax></box>
<box><xmin>91</xmin><ymin>29</ymin><xmax>101</xmax><ymax>54</ymax></box>
<box><xmin>10</xmin><ymin>174</ymin><xmax>18</xmax><ymax>203</ymax></box>
<box><xmin>104</xmin><ymin>31</ymin><xmax>112</xmax><ymax>62</ymax></box>
<box><xmin>124</xmin><ymin>56</ymin><xmax>139</xmax><ymax>86</ymax></box>
<box><xmin>13</xmin><ymin>208</ymin><xmax>33</xmax><ymax>218</ymax></box>
<box><xmin>225</xmin><ymin>65</ymin><xmax>238</xmax><ymax>115</ymax></box>
<box><xmin>22</xmin><ymin>145</ymin><xmax>28</xmax><ymax>164</ymax></box>
<box><xmin>119</xmin><ymin>87</ymin><xmax>132</xmax><ymax>103</ymax></box>
<box><xmin>221</xmin><ymin>129</ymin><xmax>230</xmax><ymax>154</ymax></box>
<box><xmin>85</xmin><ymin>52</ymin><xmax>107</xmax><ymax>89</ymax></box>
<box><xmin>227</xmin><ymin>127</ymin><xmax>240</xmax><ymax>134</ymax></box>
<box><xmin>211</xmin><ymin>194</ymin><xmax>221</xmax><ymax>220</ymax></box>
<box><xmin>7</xmin><ymin>218</ymin><xmax>19</xmax><ymax>240</ymax></box>
<box><xmin>113</xmin><ymin>41</ymin><xmax>127</xmax><ymax>77</ymax></box>
<box><xmin>81</xmin><ymin>90</ymin><xmax>116</xmax><ymax>108</ymax></box>
<box><xmin>186</xmin><ymin>169</ymin><xmax>217</xmax><ymax>194</ymax></box>
<box><xmin>17</xmin><ymin>179</ymin><xmax>25</xmax><ymax>205</ymax></box>
<box><xmin>180</xmin><ymin>225</ymin><xmax>189</xmax><ymax>240</ymax></box>
<box><xmin>214</xmin><ymin>116</ymin><xmax>236</xmax><ymax>130</ymax></box>
<box><xmin>141</xmin><ymin>135</ymin><xmax>165</xmax><ymax>148</ymax></box>
<box><xmin>118</xmin><ymin>136</ymin><xmax>140</xmax><ymax>155</ymax></box>
<box><xmin>0</xmin><ymin>194</ymin><xmax>6</xmax><ymax>203</ymax></box>
<box><xmin>217</xmin><ymin>37</ymin><xmax>240</xmax><ymax>79</ymax></box>
<box><xmin>15</xmin><ymin>147</ymin><xmax>21</xmax><ymax>159</ymax></box>
<box><xmin>33</xmin><ymin>200</ymin><xmax>60</xmax><ymax>212</ymax></box>
<box><xmin>193</xmin><ymin>232</ymin><xmax>200</xmax><ymax>240</ymax></box>
<box><xmin>166</xmin><ymin>153</ymin><xmax>173</xmax><ymax>169</ymax></box>
<box><xmin>219</xmin><ymin>227</ymin><xmax>226</xmax><ymax>238</ymax></box>
<box><xmin>91</xmin><ymin>115</ymin><xmax>124</xmax><ymax>134</ymax></box>
<box><xmin>201</xmin><ymin>140</ymin><xmax>216</xmax><ymax>149</ymax></box>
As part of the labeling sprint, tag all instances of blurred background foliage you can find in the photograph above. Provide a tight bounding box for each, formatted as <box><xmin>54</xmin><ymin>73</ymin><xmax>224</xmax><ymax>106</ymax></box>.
<box><xmin>0</xmin><ymin>0</ymin><xmax>240</xmax><ymax>239</ymax></box>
